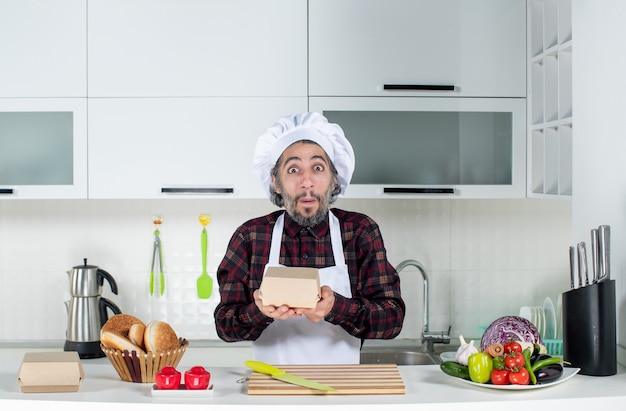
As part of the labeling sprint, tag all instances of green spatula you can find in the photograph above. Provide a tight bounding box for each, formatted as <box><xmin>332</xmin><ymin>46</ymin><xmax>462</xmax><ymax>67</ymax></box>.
<box><xmin>197</xmin><ymin>214</ymin><xmax>213</xmax><ymax>299</ymax></box>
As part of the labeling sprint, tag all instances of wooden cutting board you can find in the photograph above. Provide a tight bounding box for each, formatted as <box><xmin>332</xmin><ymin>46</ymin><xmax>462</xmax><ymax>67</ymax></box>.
<box><xmin>247</xmin><ymin>364</ymin><xmax>405</xmax><ymax>395</ymax></box>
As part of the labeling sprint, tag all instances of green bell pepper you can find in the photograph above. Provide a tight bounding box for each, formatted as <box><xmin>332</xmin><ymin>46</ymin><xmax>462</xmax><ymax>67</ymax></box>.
<box><xmin>467</xmin><ymin>352</ymin><xmax>494</xmax><ymax>384</ymax></box>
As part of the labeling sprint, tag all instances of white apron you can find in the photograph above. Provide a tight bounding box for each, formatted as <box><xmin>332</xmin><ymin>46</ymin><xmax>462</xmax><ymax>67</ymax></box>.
<box><xmin>253</xmin><ymin>211</ymin><xmax>361</xmax><ymax>364</ymax></box>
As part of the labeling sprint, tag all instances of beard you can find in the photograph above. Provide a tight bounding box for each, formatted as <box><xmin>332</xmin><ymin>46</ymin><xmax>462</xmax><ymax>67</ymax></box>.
<box><xmin>282</xmin><ymin>187</ymin><xmax>333</xmax><ymax>227</ymax></box>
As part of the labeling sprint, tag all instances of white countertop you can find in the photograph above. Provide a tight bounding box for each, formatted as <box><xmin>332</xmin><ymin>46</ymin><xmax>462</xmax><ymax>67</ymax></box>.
<box><xmin>2</xmin><ymin>346</ymin><xmax>625</xmax><ymax>410</ymax></box>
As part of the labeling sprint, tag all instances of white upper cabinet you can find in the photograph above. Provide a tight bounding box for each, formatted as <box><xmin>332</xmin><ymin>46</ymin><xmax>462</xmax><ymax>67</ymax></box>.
<box><xmin>310</xmin><ymin>97</ymin><xmax>527</xmax><ymax>199</ymax></box>
<box><xmin>0</xmin><ymin>0</ymin><xmax>87</xmax><ymax>98</ymax></box>
<box><xmin>309</xmin><ymin>0</ymin><xmax>526</xmax><ymax>98</ymax></box>
<box><xmin>87</xmin><ymin>0</ymin><xmax>307</xmax><ymax>97</ymax></box>
<box><xmin>88</xmin><ymin>97</ymin><xmax>307</xmax><ymax>199</ymax></box>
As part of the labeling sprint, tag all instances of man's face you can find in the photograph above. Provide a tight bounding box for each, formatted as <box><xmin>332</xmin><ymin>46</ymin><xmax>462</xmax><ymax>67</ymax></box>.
<box><xmin>272</xmin><ymin>141</ymin><xmax>334</xmax><ymax>226</ymax></box>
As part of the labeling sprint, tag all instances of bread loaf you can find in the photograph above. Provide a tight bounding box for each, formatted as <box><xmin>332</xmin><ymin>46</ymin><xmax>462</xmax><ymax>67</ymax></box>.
<box><xmin>101</xmin><ymin>314</ymin><xmax>145</xmax><ymax>339</ymax></box>
<box><xmin>100</xmin><ymin>330</ymin><xmax>146</xmax><ymax>355</ymax></box>
<box><xmin>100</xmin><ymin>314</ymin><xmax>180</xmax><ymax>354</ymax></box>
<box><xmin>144</xmin><ymin>320</ymin><xmax>179</xmax><ymax>352</ymax></box>
<box><xmin>128</xmin><ymin>323</ymin><xmax>146</xmax><ymax>347</ymax></box>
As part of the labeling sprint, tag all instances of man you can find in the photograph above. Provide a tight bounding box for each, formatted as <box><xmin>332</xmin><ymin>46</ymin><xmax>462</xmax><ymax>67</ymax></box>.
<box><xmin>214</xmin><ymin>112</ymin><xmax>405</xmax><ymax>364</ymax></box>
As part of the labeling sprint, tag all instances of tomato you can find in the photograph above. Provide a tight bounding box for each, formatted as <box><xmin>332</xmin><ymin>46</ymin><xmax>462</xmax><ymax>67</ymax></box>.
<box><xmin>508</xmin><ymin>367</ymin><xmax>530</xmax><ymax>385</ymax></box>
<box><xmin>503</xmin><ymin>341</ymin><xmax>523</xmax><ymax>354</ymax></box>
<box><xmin>504</xmin><ymin>351</ymin><xmax>525</xmax><ymax>370</ymax></box>
<box><xmin>490</xmin><ymin>369</ymin><xmax>510</xmax><ymax>385</ymax></box>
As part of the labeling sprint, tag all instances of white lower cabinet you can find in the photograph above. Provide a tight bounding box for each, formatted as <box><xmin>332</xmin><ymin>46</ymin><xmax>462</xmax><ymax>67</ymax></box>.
<box><xmin>0</xmin><ymin>98</ymin><xmax>87</xmax><ymax>199</ymax></box>
<box><xmin>87</xmin><ymin>98</ymin><xmax>307</xmax><ymax>199</ymax></box>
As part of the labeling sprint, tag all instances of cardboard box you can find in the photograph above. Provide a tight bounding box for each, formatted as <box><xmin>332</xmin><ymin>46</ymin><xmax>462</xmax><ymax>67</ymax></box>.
<box><xmin>17</xmin><ymin>351</ymin><xmax>84</xmax><ymax>393</ymax></box>
<box><xmin>260</xmin><ymin>267</ymin><xmax>321</xmax><ymax>308</ymax></box>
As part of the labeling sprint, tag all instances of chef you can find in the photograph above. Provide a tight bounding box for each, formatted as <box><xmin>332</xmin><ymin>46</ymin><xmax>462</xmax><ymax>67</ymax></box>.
<box><xmin>214</xmin><ymin>112</ymin><xmax>405</xmax><ymax>364</ymax></box>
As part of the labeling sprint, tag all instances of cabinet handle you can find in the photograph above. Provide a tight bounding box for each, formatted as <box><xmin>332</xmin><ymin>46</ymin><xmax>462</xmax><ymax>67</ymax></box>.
<box><xmin>161</xmin><ymin>187</ymin><xmax>234</xmax><ymax>194</ymax></box>
<box><xmin>384</xmin><ymin>187</ymin><xmax>455</xmax><ymax>194</ymax></box>
<box><xmin>383</xmin><ymin>84</ymin><xmax>456</xmax><ymax>91</ymax></box>
<box><xmin>0</xmin><ymin>188</ymin><xmax>14</xmax><ymax>195</ymax></box>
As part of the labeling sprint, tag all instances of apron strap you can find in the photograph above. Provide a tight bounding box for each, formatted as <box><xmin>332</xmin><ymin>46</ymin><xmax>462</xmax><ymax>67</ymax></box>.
<box><xmin>269</xmin><ymin>211</ymin><xmax>344</xmax><ymax>267</ymax></box>
<box><xmin>267</xmin><ymin>213</ymin><xmax>285</xmax><ymax>265</ymax></box>
<box><xmin>328</xmin><ymin>211</ymin><xmax>345</xmax><ymax>267</ymax></box>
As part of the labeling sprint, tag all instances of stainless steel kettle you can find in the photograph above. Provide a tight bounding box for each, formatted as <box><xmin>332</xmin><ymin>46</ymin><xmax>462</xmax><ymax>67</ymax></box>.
<box><xmin>67</xmin><ymin>258</ymin><xmax>119</xmax><ymax>297</ymax></box>
<box><xmin>64</xmin><ymin>258</ymin><xmax>122</xmax><ymax>359</ymax></box>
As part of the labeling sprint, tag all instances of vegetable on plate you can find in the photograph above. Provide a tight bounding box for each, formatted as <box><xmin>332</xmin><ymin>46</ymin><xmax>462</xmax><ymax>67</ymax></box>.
<box><xmin>508</xmin><ymin>367</ymin><xmax>530</xmax><ymax>385</ymax></box>
<box><xmin>440</xmin><ymin>361</ymin><xmax>471</xmax><ymax>380</ymax></box>
<box><xmin>467</xmin><ymin>352</ymin><xmax>493</xmax><ymax>384</ymax></box>
<box><xmin>455</xmin><ymin>335</ymin><xmax>479</xmax><ymax>365</ymax></box>
<box><xmin>480</xmin><ymin>315</ymin><xmax>544</xmax><ymax>352</ymax></box>
<box><xmin>440</xmin><ymin>316</ymin><xmax>565</xmax><ymax>386</ymax></box>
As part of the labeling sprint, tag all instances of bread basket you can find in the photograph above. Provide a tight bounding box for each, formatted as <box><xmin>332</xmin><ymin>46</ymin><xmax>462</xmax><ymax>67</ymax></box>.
<box><xmin>101</xmin><ymin>338</ymin><xmax>189</xmax><ymax>383</ymax></box>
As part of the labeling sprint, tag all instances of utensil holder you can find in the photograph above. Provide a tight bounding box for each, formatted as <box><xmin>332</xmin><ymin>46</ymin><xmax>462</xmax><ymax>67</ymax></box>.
<box><xmin>562</xmin><ymin>280</ymin><xmax>616</xmax><ymax>376</ymax></box>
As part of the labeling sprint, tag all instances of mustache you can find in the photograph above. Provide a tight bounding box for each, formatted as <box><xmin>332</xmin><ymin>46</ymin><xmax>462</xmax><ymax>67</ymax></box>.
<box><xmin>294</xmin><ymin>191</ymin><xmax>322</xmax><ymax>202</ymax></box>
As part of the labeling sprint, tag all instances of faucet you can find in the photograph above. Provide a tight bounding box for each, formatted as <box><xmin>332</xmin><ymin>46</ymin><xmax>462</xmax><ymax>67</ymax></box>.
<box><xmin>396</xmin><ymin>259</ymin><xmax>450</xmax><ymax>352</ymax></box>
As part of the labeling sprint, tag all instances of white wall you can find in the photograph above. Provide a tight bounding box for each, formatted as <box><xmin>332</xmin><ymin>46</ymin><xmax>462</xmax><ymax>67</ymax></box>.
<box><xmin>572</xmin><ymin>0</ymin><xmax>626</xmax><ymax>364</ymax></box>
<box><xmin>0</xmin><ymin>198</ymin><xmax>571</xmax><ymax>344</ymax></box>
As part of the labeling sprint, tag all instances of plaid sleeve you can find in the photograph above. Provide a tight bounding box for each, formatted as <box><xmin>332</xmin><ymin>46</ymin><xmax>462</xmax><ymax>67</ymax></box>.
<box><xmin>213</xmin><ymin>225</ymin><xmax>273</xmax><ymax>342</ymax></box>
<box><xmin>325</xmin><ymin>212</ymin><xmax>405</xmax><ymax>340</ymax></box>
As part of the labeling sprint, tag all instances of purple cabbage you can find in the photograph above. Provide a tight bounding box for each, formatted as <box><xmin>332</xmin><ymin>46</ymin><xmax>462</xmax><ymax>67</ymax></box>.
<box><xmin>480</xmin><ymin>315</ymin><xmax>544</xmax><ymax>352</ymax></box>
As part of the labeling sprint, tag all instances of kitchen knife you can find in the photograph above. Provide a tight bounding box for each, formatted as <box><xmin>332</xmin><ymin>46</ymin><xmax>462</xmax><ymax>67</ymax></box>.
<box><xmin>245</xmin><ymin>360</ymin><xmax>336</xmax><ymax>392</ymax></box>
<box><xmin>577</xmin><ymin>242</ymin><xmax>588</xmax><ymax>287</ymax></box>
<box><xmin>591</xmin><ymin>229</ymin><xmax>599</xmax><ymax>284</ymax></box>
<box><xmin>569</xmin><ymin>245</ymin><xmax>576</xmax><ymax>289</ymax></box>
<box><xmin>598</xmin><ymin>225</ymin><xmax>610</xmax><ymax>281</ymax></box>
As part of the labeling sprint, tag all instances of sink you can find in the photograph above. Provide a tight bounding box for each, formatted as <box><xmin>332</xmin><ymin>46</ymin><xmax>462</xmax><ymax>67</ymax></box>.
<box><xmin>359</xmin><ymin>349</ymin><xmax>439</xmax><ymax>365</ymax></box>
<box><xmin>359</xmin><ymin>343</ymin><xmax>460</xmax><ymax>366</ymax></box>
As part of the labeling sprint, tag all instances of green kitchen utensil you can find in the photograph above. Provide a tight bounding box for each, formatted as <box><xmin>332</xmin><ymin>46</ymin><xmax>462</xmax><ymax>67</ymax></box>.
<box><xmin>245</xmin><ymin>360</ymin><xmax>336</xmax><ymax>392</ymax></box>
<box><xmin>149</xmin><ymin>215</ymin><xmax>165</xmax><ymax>296</ymax></box>
<box><xmin>197</xmin><ymin>213</ymin><xmax>212</xmax><ymax>299</ymax></box>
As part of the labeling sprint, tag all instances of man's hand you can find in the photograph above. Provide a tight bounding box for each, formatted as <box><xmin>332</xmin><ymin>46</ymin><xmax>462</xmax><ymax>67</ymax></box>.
<box><xmin>253</xmin><ymin>289</ymin><xmax>300</xmax><ymax>320</ymax></box>
<box><xmin>295</xmin><ymin>285</ymin><xmax>335</xmax><ymax>323</ymax></box>
<box><xmin>254</xmin><ymin>286</ymin><xmax>335</xmax><ymax>323</ymax></box>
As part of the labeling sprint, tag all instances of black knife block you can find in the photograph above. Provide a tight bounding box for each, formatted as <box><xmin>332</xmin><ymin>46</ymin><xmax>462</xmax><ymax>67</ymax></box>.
<box><xmin>561</xmin><ymin>280</ymin><xmax>616</xmax><ymax>376</ymax></box>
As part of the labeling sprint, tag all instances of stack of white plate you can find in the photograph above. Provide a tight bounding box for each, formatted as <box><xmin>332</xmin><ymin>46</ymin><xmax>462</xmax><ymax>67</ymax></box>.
<box><xmin>518</xmin><ymin>305</ymin><xmax>546</xmax><ymax>339</ymax></box>
<box><xmin>519</xmin><ymin>297</ymin><xmax>558</xmax><ymax>340</ymax></box>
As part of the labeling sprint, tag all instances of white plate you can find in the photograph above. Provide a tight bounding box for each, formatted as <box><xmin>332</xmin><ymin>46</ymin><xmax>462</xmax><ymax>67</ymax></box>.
<box><xmin>519</xmin><ymin>306</ymin><xmax>532</xmax><ymax>322</ymax></box>
<box><xmin>440</xmin><ymin>352</ymin><xmax>457</xmax><ymax>362</ymax></box>
<box><xmin>543</xmin><ymin>297</ymin><xmax>557</xmax><ymax>339</ymax></box>
<box><xmin>151</xmin><ymin>384</ymin><xmax>214</xmax><ymax>398</ymax></box>
<box><xmin>451</xmin><ymin>368</ymin><xmax>580</xmax><ymax>390</ymax></box>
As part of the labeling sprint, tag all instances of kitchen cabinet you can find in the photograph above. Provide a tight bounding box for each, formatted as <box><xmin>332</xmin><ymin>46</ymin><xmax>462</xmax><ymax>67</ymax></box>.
<box><xmin>309</xmin><ymin>0</ymin><xmax>526</xmax><ymax>98</ymax></box>
<box><xmin>87</xmin><ymin>0</ymin><xmax>307</xmax><ymax>98</ymax></box>
<box><xmin>528</xmin><ymin>0</ymin><xmax>573</xmax><ymax>198</ymax></box>
<box><xmin>0</xmin><ymin>98</ymin><xmax>87</xmax><ymax>199</ymax></box>
<box><xmin>310</xmin><ymin>97</ymin><xmax>526</xmax><ymax>199</ymax></box>
<box><xmin>0</xmin><ymin>0</ymin><xmax>86</xmax><ymax>98</ymax></box>
<box><xmin>88</xmin><ymin>97</ymin><xmax>307</xmax><ymax>199</ymax></box>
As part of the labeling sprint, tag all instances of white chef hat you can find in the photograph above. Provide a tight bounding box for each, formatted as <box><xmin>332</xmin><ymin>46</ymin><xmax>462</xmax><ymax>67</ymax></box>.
<box><xmin>252</xmin><ymin>112</ymin><xmax>355</xmax><ymax>199</ymax></box>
